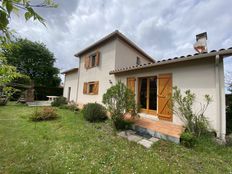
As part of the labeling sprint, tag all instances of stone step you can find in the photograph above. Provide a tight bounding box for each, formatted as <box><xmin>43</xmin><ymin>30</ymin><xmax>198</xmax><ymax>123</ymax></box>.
<box><xmin>117</xmin><ymin>130</ymin><xmax>160</xmax><ymax>148</ymax></box>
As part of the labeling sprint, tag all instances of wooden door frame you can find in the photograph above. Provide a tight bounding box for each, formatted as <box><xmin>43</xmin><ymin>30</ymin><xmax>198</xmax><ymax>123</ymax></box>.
<box><xmin>137</xmin><ymin>76</ymin><xmax>157</xmax><ymax>115</ymax></box>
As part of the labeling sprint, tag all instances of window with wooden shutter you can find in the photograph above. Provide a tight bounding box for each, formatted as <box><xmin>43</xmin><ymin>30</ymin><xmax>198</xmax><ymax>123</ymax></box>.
<box><xmin>84</xmin><ymin>81</ymin><xmax>99</xmax><ymax>95</ymax></box>
<box><xmin>83</xmin><ymin>82</ymin><xmax>88</xmax><ymax>94</ymax></box>
<box><xmin>85</xmin><ymin>51</ymin><xmax>100</xmax><ymax>69</ymax></box>
<box><xmin>127</xmin><ymin>77</ymin><xmax>136</xmax><ymax>94</ymax></box>
<box><xmin>95</xmin><ymin>51</ymin><xmax>100</xmax><ymax>66</ymax></box>
<box><xmin>157</xmin><ymin>74</ymin><xmax>172</xmax><ymax>121</ymax></box>
<box><xmin>84</xmin><ymin>56</ymin><xmax>90</xmax><ymax>69</ymax></box>
<box><xmin>93</xmin><ymin>81</ymin><xmax>99</xmax><ymax>94</ymax></box>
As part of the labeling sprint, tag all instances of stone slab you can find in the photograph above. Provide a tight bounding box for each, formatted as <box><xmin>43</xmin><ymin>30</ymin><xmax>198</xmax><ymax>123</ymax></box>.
<box><xmin>138</xmin><ymin>139</ymin><xmax>154</xmax><ymax>148</ymax></box>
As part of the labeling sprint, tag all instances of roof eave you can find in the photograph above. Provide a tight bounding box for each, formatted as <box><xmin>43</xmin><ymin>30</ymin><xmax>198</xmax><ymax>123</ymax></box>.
<box><xmin>109</xmin><ymin>48</ymin><xmax>232</xmax><ymax>75</ymax></box>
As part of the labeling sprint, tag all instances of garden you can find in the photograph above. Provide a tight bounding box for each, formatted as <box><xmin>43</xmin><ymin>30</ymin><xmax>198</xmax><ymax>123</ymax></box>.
<box><xmin>1</xmin><ymin>82</ymin><xmax>232</xmax><ymax>173</ymax></box>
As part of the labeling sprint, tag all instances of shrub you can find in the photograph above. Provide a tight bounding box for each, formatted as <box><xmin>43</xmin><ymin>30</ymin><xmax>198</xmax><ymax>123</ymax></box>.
<box><xmin>51</xmin><ymin>96</ymin><xmax>67</xmax><ymax>107</ymax></box>
<box><xmin>172</xmin><ymin>86</ymin><xmax>212</xmax><ymax>137</ymax></box>
<box><xmin>30</xmin><ymin>107</ymin><xmax>58</xmax><ymax>121</ymax></box>
<box><xmin>226</xmin><ymin>97</ymin><xmax>232</xmax><ymax>134</ymax></box>
<box><xmin>226</xmin><ymin>134</ymin><xmax>232</xmax><ymax>146</ymax></box>
<box><xmin>83</xmin><ymin>103</ymin><xmax>107</xmax><ymax>122</ymax></box>
<box><xmin>102</xmin><ymin>81</ymin><xmax>137</xmax><ymax>129</ymax></box>
<box><xmin>180</xmin><ymin>131</ymin><xmax>197</xmax><ymax>148</ymax></box>
<box><xmin>59</xmin><ymin>102</ymin><xmax>79</xmax><ymax>112</ymax></box>
<box><xmin>113</xmin><ymin>118</ymin><xmax>133</xmax><ymax>130</ymax></box>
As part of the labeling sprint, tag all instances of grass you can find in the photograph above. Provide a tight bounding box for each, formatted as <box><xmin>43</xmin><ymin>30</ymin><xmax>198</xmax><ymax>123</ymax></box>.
<box><xmin>0</xmin><ymin>103</ymin><xmax>232</xmax><ymax>173</ymax></box>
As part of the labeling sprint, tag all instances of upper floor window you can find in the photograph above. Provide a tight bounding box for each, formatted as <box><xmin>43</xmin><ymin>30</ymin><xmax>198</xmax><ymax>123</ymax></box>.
<box><xmin>84</xmin><ymin>51</ymin><xmax>100</xmax><ymax>69</ymax></box>
<box><xmin>136</xmin><ymin>57</ymin><xmax>141</xmax><ymax>65</ymax></box>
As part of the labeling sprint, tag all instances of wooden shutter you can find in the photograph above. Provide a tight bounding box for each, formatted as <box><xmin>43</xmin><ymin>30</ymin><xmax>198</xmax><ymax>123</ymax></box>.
<box><xmin>127</xmin><ymin>77</ymin><xmax>135</xmax><ymax>94</ymax></box>
<box><xmin>157</xmin><ymin>74</ymin><xmax>172</xmax><ymax>121</ymax></box>
<box><xmin>95</xmin><ymin>51</ymin><xmax>100</xmax><ymax>66</ymax></box>
<box><xmin>84</xmin><ymin>56</ymin><xmax>89</xmax><ymax>69</ymax></box>
<box><xmin>93</xmin><ymin>81</ymin><xmax>99</xmax><ymax>94</ymax></box>
<box><xmin>83</xmin><ymin>82</ymin><xmax>88</xmax><ymax>94</ymax></box>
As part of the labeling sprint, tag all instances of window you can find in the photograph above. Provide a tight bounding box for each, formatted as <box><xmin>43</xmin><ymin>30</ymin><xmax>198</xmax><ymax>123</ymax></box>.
<box><xmin>136</xmin><ymin>57</ymin><xmax>141</xmax><ymax>65</ymax></box>
<box><xmin>88</xmin><ymin>83</ymin><xmax>95</xmax><ymax>94</ymax></box>
<box><xmin>84</xmin><ymin>51</ymin><xmax>100</xmax><ymax>69</ymax></box>
<box><xmin>83</xmin><ymin>81</ymin><xmax>99</xmax><ymax>95</ymax></box>
<box><xmin>90</xmin><ymin>53</ymin><xmax>97</xmax><ymax>67</ymax></box>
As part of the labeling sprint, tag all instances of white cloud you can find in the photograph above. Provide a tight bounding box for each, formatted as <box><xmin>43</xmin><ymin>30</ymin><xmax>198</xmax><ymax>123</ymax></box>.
<box><xmin>9</xmin><ymin>0</ymin><xmax>232</xmax><ymax>75</ymax></box>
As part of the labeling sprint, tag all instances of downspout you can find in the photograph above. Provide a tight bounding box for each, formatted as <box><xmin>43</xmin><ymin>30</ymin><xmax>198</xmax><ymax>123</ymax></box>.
<box><xmin>215</xmin><ymin>55</ymin><xmax>226</xmax><ymax>140</ymax></box>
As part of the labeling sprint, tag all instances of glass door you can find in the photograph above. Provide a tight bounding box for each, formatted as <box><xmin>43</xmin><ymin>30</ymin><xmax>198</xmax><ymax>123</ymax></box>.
<box><xmin>139</xmin><ymin>77</ymin><xmax>157</xmax><ymax>115</ymax></box>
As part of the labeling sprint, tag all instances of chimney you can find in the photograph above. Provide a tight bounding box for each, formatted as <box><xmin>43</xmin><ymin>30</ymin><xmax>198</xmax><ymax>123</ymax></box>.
<box><xmin>194</xmin><ymin>32</ymin><xmax>208</xmax><ymax>53</ymax></box>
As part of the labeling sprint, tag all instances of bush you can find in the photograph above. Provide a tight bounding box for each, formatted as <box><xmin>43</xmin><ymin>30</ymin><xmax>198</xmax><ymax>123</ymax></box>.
<box><xmin>83</xmin><ymin>103</ymin><xmax>107</xmax><ymax>122</ymax></box>
<box><xmin>113</xmin><ymin>118</ymin><xmax>133</xmax><ymax>130</ymax></box>
<box><xmin>51</xmin><ymin>96</ymin><xmax>67</xmax><ymax>107</ymax></box>
<box><xmin>180</xmin><ymin>131</ymin><xmax>197</xmax><ymax>148</ymax></box>
<box><xmin>226</xmin><ymin>96</ymin><xmax>232</xmax><ymax>134</ymax></box>
<box><xmin>172</xmin><ymin>86</ymin><xmax>212</xmax><ymax>137</ymax></box>
<box><xmin>30</xmin><ymin>107</ymin><xmax>58</xmax><ymax>121</ymax></box>
<box><xmin>102</xmin><ymin>81</ymin><xmax>137</xmax><ymax>129</ymax></box>
<box><xmin>226</xmin><ymin>134</ymin><xmax>232</xmax><ymax>146</ymax></box>
<box><xmin>59</xmin><ymin>102</ymin><xmax>79</xmax><ymax>112</ymax></box>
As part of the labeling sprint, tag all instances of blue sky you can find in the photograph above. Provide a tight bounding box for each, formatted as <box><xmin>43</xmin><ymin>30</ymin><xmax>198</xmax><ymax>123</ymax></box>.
<box><xmin>9</xmin><ymin>0</ymin><xmax>232</xmax><ymax>87</ymax></box>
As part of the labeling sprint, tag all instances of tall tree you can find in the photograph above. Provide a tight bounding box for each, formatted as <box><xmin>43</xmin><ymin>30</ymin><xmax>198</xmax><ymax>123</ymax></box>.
<box><xmin>3</xmin><ymin>38</ymin><xmax>61</xmax><ymax>87</ymax></box>
<box><xmin>0</xmin><ymin>0</ymin><xmax>57</xmax><ymax>42</ymax></box>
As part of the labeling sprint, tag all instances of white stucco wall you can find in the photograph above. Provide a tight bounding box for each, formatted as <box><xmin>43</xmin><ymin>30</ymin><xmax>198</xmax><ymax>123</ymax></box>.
<box><xmin>113</xmin><ymin>58</ymin><xmax>223</xmax><ymax>136</ymax></box>
<box><xmin>115</xmin><ymin>38</ymin><xmax>153</xmax><ymax>68</ymax></box>
<box><xmin>77</xmin><ymin>40</ymin><xmax>117</xmax><ymax>105</ymax></box>
<box><xmin>63</xmin><ymin>71</ymin><xmax>78</xmax><ymax>102</ymax></box>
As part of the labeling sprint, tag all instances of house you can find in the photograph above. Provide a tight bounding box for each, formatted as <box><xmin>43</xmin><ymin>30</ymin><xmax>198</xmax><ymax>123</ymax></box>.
<box><xmin>63</xmin><ymin>30</ymin><xmax>232</xmax><ymax>141</ymax></box>
<box><xmin>62</xmin><ymin>68</ymin><xmax>78</xmax><ymax>102</ymax></box>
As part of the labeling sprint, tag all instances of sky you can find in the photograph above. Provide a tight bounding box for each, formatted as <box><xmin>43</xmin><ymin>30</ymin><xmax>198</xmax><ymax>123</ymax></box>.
<box><xmin>9</xmin><ymin>0</ymin><xmax>232</xmax><ymax>81</ymax></box>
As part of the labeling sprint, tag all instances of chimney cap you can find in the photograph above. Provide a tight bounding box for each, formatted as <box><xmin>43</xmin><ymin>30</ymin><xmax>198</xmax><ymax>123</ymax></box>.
<box><xmin>196</xmin><ymin>32</ymin><xmax>207</xmax><ymax>41</ymax></box>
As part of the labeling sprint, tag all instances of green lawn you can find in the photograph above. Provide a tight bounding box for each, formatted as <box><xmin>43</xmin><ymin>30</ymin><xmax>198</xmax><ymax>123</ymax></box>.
<box><xmin>0</xmin><ymin>103</ymin><xmax>232</xmax><ymax>174</ymax></box>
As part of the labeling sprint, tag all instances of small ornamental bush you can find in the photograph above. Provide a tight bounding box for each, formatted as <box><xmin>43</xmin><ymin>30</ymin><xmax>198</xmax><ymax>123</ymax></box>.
<box><xmin>102</xmin><ymin>81</ymin><xmax>137</xmax><ymax>129</ymax></box>
<box><xmin>59</xmin><ymin>102</ymin><xmax>79</xmax><ymax>112</ymax></box>
<box><xmin>180</xmin><ymin>131</ymin><xmax>197</xmax><ymax>148</ymax></box>
<box><xmin>51</xmin><ymin>96</ymin><xmax>67</xmax><ymax>107</ymax></box>
<box><xmin>172</xmin><ymin>86</ymin><xmax>212</xmax><ymax>137</ymax></box>
<box><xmin>30</xmin><ymin>107</ymin><xmax>58</xmax><ymax>121</ymax></box>
<box><xmin>226</xmin><ymin>134</ymin><xmax>232</xmax><ymax>146</ymax></box>
<box><xmin>83</xmin><ymin>103</ymin><xmax>107</xmax><ymax>122</ymax></box>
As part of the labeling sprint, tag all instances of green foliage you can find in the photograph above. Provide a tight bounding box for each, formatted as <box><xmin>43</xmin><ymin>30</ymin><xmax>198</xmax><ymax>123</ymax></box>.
<box><xmin>51</xmin><ymin>96</ymin><xmax>67</xmax><ymax>107</ymax></box>
<box><xmin>113</xmin><ymin>119</ymin><xmax>133</xmax><ymax>130</ymax></box>
<box><xmin>180</xmin><ymin>131</ymin><xmax>197</xmax><ymax>148</ymax></box>
<box><xmin>83</xmin><ymin>103</ymin><xmax>107</xmax><ymax>122</ymax></box>
<box><xmin>59</xmin><ymin>102</ymin><xmax>79</xmax><ymax>112</ymax></box>
<box><xmin>102</xmin><ymin>81</ymin><xmax>137</xmax><ymax>126</ymax></box>
<box><xmin>226</xmin><ymin>134</ymin><xmax>232</xmax><ymax>146</ymax></box>
<box><xmin>0</xmin><ymin>55</ymin><xmax>27</xmax><ymax>105</ymax></box>
<box><xmin>226</xmin><ymin>96</ymin><xmax>232</xmax><ymax>134</ymax></box>
<box><xmin>2</xmin><ymin>38</ymin><xmax>61</xmax><ymax>87</ymax></box>
<box><xmin>0</xmin><ymin>0</ymin><xmax>57</xmax><ymax>42</ymax></box>
<box><xmin>172</xmin><ymin>86</ymin><xmax>212</xmax><ymax>137</ymax></box>
<box><xmin>30</xmin><ymin>107</ymin><xmax>58</xmax><ymax>121</ymax></box>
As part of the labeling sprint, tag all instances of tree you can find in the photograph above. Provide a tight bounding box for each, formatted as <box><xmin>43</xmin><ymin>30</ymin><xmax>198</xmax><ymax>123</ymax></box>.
<box><xmin>0</xmin><ymin>54</ymin><xmax>26</xmax><ymax>104</ymax></box>
<box><xmin>225</xmin><ymin>71</ymin><xmax>232</xmax><ymax>93</ymax></box>
<box><xmin>2</xmin><ymin>38</ymin><xmax>61</xmax><ymax>87</ymax></box>
<box><xmin>0</xmin><ymin>0</ymin><xmax>57</xmax><ymax>42</ymax></box>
